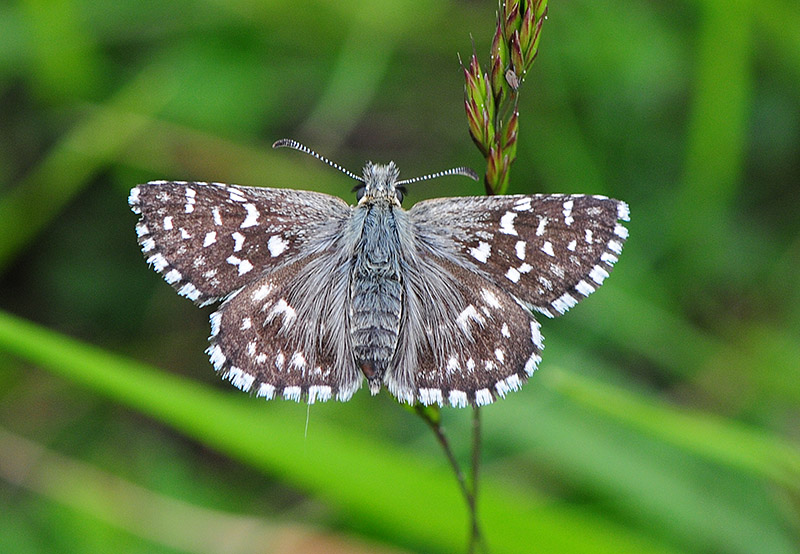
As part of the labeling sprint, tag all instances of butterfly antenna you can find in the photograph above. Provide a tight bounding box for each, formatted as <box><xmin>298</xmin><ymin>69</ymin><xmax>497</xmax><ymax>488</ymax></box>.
<box><xmin>396</xmin><ymin>166</ymin><xmax>479</xmax><ymax>186</ymax></box>
<box><xmin>273</xmin><ymin>138</ymin><xmax>364</xmax><ymax>183</ymax></box>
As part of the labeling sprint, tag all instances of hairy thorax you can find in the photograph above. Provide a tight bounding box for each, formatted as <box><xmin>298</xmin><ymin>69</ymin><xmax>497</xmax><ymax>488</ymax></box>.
<box><xmin>350</xmin><ymin>202</ymin><xmax>403</xmax><ymax>389</ymax></box>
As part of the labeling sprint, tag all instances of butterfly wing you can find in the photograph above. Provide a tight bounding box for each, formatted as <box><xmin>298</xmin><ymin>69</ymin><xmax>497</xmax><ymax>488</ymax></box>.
<box><xmin>207</xmin><ymin>252</ymin><xmax>362</xmax><ymax>403</ymax></box>
<box><xmin>387</xmin><ymin>256</ymin><xmax>543</xmax><ymax>407</ymax></box>
<box><xmin>129</xmin><ymin>181</ymin><xmax>351</xmax><ymax>305</ymax></box>
<box><xmin>410</xmin><ymin>193</ymin><xmax>629</xmax><ymax>317</ymax></box>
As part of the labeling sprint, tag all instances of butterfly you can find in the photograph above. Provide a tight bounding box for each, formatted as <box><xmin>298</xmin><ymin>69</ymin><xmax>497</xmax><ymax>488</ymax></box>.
<box><xmin>129</xmin><ymin>139</ymin><xmax>629</xmax><ymax>407</ymax></box>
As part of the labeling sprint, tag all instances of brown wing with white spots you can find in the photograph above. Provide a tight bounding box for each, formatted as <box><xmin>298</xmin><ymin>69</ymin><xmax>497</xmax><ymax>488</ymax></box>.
<box><xmin>206</xmin><ymin>255</ymin><xmax>362</xmax><ymax>403</ymax></box>
<box><xmin>129</xmin><ymin>181</ymin><xmax>350</xmax><ymax>306</ymax></box>
<box><xmin>389</xmin><ymin>259</ymin><xmax>543</xmax><ymax>407</ymax></box>
<box><xmin>384</xmin><ymin>254</ymin><xmax>543</xmax><ymax>407</ymax></box>
<box><xmin>409</xmin><ymin>194</ymin><xmax>629</xmax><ymax>318</ymax></box>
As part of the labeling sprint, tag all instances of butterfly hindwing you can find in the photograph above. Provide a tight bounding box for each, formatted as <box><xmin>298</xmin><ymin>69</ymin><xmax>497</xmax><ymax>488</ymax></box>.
<box><xmin>410</xmin><ymin>193</ymin><xmax>629</xmax><ymax>317</ymax></box>
<box><xmin>388</xmin><ymin>257</ymin><xmax>543</xmax><ymax>407</ymax></box>
<box><xmin>207</xmin><ymin>254</ymin><xmax>362</xmax><ymax>403</ymax></box>
<box><xmin>129</xmin><ymin>181</ymin><xmax>350</xmax><ymax>305</ymax></box>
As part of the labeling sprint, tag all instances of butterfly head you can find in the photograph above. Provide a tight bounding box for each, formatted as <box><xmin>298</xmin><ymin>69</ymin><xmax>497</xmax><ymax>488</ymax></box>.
<box><xmin>354</xmin><ymin>161</ymin><xmax>406</xmax><ymax>206</ymax></box>
<box><xmin>272</xmin><ymin>138</ymin><xmax>478</xmax><ymax>207</ymax></box>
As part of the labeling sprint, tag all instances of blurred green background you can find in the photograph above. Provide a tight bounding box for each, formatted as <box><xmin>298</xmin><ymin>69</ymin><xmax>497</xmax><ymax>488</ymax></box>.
<box><xmin>1</xmin><ymin>1</ymin><xmax>798</xmax><ymax>553</ymax></box>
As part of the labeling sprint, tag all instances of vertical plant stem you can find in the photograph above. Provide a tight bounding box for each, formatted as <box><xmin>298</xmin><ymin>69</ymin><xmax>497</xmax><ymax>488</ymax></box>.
<box><xmin>413</xmin><ymin>405</ymin><xmax>485</xmax><ymax>552</ymax></box>
<box><xmin>468</xmin><ymin>406</ymin><xmax>485</xmax><ymax>553</ymax></box>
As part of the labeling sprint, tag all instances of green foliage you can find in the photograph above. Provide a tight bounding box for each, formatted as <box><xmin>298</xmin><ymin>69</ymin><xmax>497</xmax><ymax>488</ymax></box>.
<box><xmin>1</xmin><ymin>1</ymin><xmax>798</xmax><ymax>553</ymax></box>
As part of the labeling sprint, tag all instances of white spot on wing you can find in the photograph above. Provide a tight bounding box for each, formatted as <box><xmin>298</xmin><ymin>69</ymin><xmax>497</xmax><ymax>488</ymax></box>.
<box><xmin>289</xmin><ymin>351</ymin><xmax>306</xmax><ymax>369</ymax></box>
<box><xmin>268</xmin><ymin>235</ymin><xmax>289</xmax><ymax>257</ymax></box>
<box><xmin>475</xmin><ymin>389</ymin><xmax>493</xmax><ymax>406</ymax></box>
<box><xmin>499</xmin><ymin>211</ymin><xmax>518</xmax><ymax>235</ymax></box>
<box><xmin>505</xmin><ymin>267</ymin><xmax>521</xmax><ymax>283</ymax></box>
<box><xmin>207</xmin><ymin>344</ymin><xmax>225</xmax><ymax>369</ymax></box>
<box><xmin>551</xmin><ymin>292</ymin><xmax>579</xmax><ymax>314</ymax></box>
<box><xmin>257</xmin><ymin>383</ymin><xmax>275</xmax><ymax>400</ymax></box>
<box><xmin>164</xmin><ymin>269</ymin><xmax>181</xmax><ymax>284</ymax></box>
<box><xmin>163</xmin><ymin>216</ymin><xmax>173</xmax><ymax>230</ymax></box>
<box><xmin>563</xmin><ymin>199</ymin><xmax>574</xmax><ymax>225</ymax></box>
<box><xmin>226</xmin><ymin>367</ymin><xmax>255</xmax><ymax>392</ymax></box>
<box><xmin>617</xmin><ymin>201</ymin><xmax>630</xmax><ymax>221</ymax></box>
<box><xmin>178</xmin><ymin>283</ymin><xmax>201</xmax><ymax>301</ymax></box>
<box><xmin>209</xmin><ymin>312</ymin><xmax>221</xmax><ymax>337</ymax></box>
<box><xmin>524</xmin><ymin>350</ymin><xmax>542</xmax><ymax>376</ymax></box>
<box><xmin>614</xmin><ymin>224</ymin><xmax>629</xmax><ymax>239</ymax></box>
<box><xmin>226</xmin><ymin>255</ymin><xmax>253</xmax><ymax>275</ymax></box>
<box><xmin>231</xmin><ymin>232</ymin><xmax>245</xmax><ymax>252</ymax></box>
<box><xmin>419</xmin><ymin>388</ymin><xmax>443</xmax><ymax>406</ymax></box>
<box><xmin>268</xmin><ymin>298</ymin><xmax>297</xmax><ymax>323</ymax></box>
<box><xmin>184</xmin><ymin>187</ymin><xmax>196</xmax><ymax>213</ymax></box>
<box><xmin>549</xmin><ymin>263</ymin><xmax>565</xmax><ymax>279</ymax></box>
<box><xmin>501</xmin><ymin>323</ymin><xmax>511</xmax><ymax>338</ymax></box>
<box><xmin>128</xmin><ymin>187</ymin><xmax>140</xmax><ymax>206</ymax></box>
<box><xmin>515</xmin><ymin>240</ymin><xmax>527</xmax><ymax>260</ymax></box>
<box><xmin>481</xmin><ymin>288</ymin><xmax>501</xmax><ymax>309</ymax></box>
<box><xmin>456</xmin><ymin>305</ymin><xmax>485</xmax><ymax>334</ymax></box>
<box><xmin>585</xmin><ymin>229</ymin><xmax>594</xmax><ymax>244</ymax></box>
<box><xmin>530</xmin><ymin>320</ymin><xmax>544</xmax><ymax>350</ymax></box>
<box><xmin>203</xmin><ymin>231</ymin><xmax>216</xmax><ymax>247</ymax></box>
<box><xmin>147</xmin><ymin>253</ymin><xmax>169</xmax><ymax>272</ymax></box>
<box><xmin>541</xmin><ymin>241</ymin><xmax>555</xmax><ymax>257</ymax></box>
<box><xmin>567</xmin><ymin>239</ymin><xmax>577</xmax><ymax>251</ymax></box>
<box><xmin>448</xmin><ymin>390</ymin><xmax>469</xmax><ymax>408</ymax></box>
<box><xmin>536</xmin><ymin>217</ymin><xmax>548</xmax><ymax>236</ymax></box>
<box><xmin>576</xmin><ymin>280</ymin><xmax>595</xmax><ymax>296</ymax></box>
<box><xmin>240</xmin><ymin>203</ymin><xmax>260</xmax><ymax>228</ymax></box>
<box><xmin>212</xmin><ymin>207</ymin><xmax>222</xmax><ymax>226</ymax></box>
<box><xmin>601</xmin><ymin>252</ymin><xmax>618</xmax><ymax>264</ymax></box>
<box><xmin>283</xmin><ymin>386</ymin><xmax>302</xmax><ymax>401</ymax></box>
<box><xmin>252</xmin><ymin>283</ymin><xmax>273</xmax><ymax>301</ymax></box>
<box><xmin>469</xmin><ymin>241</ymin><xmax>491</xmax><ymax>263</ymax></box>
<box><xmin>513</xmin><ymin>197</ymin><xmax>532</xmax><ymax>211</ymax></box>
<box><xmin>308</xmin><ymin>385</ymin><xmax>332</xmax><ymax>403</ymax></box>
<box><xmin>589</xmin><ymin>265</ymin><xmax>610</xmax><ymax>285</ymax></box>
<box><xmin>228</xmin><ymin>189</ymin><xmax>247</xmax><ymax>202</ymax></box>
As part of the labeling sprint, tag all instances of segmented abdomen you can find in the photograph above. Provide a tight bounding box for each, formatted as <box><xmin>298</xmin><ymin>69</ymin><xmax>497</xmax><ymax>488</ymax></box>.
<box><xmin>350</xmin><ymin>205</ymin><xmax>403</xmax><ymax>379</ymax></box>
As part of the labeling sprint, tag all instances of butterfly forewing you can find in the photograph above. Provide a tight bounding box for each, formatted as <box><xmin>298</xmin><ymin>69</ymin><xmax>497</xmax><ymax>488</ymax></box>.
<box><xmin>129</xmin><ymin>181</ymin><xmax>350</xmax><ymax>305</ymax></box>
<box><xmin>410</xmin><ymin>193</ymin><xmax>629</xmax><ymax>318</ymax></box>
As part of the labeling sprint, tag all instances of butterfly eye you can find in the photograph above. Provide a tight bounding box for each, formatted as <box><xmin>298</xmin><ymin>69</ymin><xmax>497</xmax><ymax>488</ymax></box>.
<box><xmin>354</xmin><ymin>185</ymin><xmax>366</xmax><ymax>201</ymax></box>
<box><xmin>395</xmin><ymin>186</ymin><xmax>406</xmax><ymax>204</ymax></box>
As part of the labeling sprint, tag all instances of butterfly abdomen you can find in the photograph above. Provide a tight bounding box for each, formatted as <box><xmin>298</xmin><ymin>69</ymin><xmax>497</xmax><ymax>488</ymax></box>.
<box><xmin>350</xmin><ymin>204</ymin><xmax>404</xmax><ymax>392</ymax></box>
